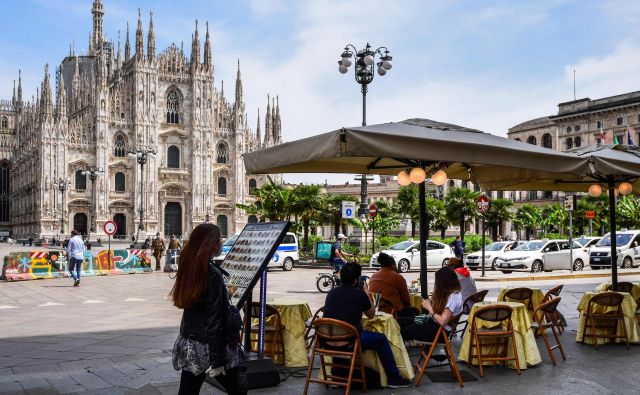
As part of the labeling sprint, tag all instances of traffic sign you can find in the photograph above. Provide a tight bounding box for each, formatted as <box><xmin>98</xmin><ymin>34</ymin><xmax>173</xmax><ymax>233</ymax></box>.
<box><xmin>564</xmin><ymin>195</ymin><xmax>576</xmax><ymax>211</ymax></box>
<box><xmin>342</xmin><ymin>201</ymin><xmax>356</xmax><ymax>219</ymax></box>
<box><xmin>104</xmin><ymin>220</ymin><xmax>117</xmax><ymax>236</ymax></box>
<box><xmin>585</xmin><ymin>210</ymin><xmax>596</xmax><ymax>219</ymax></box>
<box><xmin>477</xmin><ymin>195</ymin><xmax>491</xmax><ymax>213</ymax></box>
<box><xmin>369</xmin><ymin>204</ymin><xmax>378</xmax><ymax>218</ymax></box>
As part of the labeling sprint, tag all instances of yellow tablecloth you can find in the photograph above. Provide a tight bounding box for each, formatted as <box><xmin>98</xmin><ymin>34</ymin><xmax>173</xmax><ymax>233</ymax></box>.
<box><xmin>361</xmin><ymin>312</ymin><xmax>415</xmax><ymax>387</ymax></box>
<box><xmin>575</xmin><ymin>291</ymin><xmax>640</xmax><ymax>345</ymax></box>
<box><xmin>458</xmin><ymin>301</ymin><xmax>542</xmax><ymax>369</ymax></box>
<box><xmin>498</xmin><ymin>288</ymin><xmax>545</xmax><ymax>314</ymax></box>
<box><xmin>595</xmin><ymin>282</ymin><xmax>640</xmax><ymax>301</ymax></box>
<box><xmin>262</xmin><ymin>298</ymin><xmax>312</xmax><ymax>367</ymax></box>
<box><xmin>409</xmin><ymin>293</ymin><xmax>423</xmax><ymax>312</ymax></box>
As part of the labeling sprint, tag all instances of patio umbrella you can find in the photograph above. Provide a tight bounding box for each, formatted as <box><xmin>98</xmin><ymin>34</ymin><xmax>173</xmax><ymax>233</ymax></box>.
<box><xmin>243</xmin><ymin>118</ymin><xmax>589</xmax><ymax>297</ymax></box>
<box><xmin>487</xmin><ymin>144</ymin><xmax>640</xmax><ymax>290</ymax></box>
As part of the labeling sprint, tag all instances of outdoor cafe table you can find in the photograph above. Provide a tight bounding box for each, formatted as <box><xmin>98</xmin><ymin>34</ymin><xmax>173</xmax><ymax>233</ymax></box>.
<box><xmin>595</xmin><ymin>282</ymin><xmax>640</xmax><ymax>301</ymax></box>
<box><xmin>575</xmin><ymin>291</ymin><xmax>640</xmax><ymax>345</ymax></box>
<box><xmin>458</xmin><ymin>301</ymin><xmax>542</xmax><ymax>369</ymax></box>
<box><xmin>264</xmin><ymin>298</ymin><xmax>312</xmax><ymax>367</ymax></box>
<box><xmin>497</xmin><ymin>287</ymin><xmax>545</xmax><ymax>314</ymax></box>
<box><xmin>409</xmin><ymin>293</ymin><xmax>423</xmax><ymax>312</ymax></box>
<box><xmin>361</xmin><ymin>312</ymin><xmax>415</xmax><ymax>387</ymax></box>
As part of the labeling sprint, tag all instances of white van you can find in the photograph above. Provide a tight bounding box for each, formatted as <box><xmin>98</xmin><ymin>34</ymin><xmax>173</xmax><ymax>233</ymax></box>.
<box><xmin>214</xmin><ymin>232</ymin><xmax>299</xmax><ymax>271</ymax></box>
<box><xmin>589</xmin><ymin>230</ymin><xmax>640</xmax><ymax>269</ymax></box>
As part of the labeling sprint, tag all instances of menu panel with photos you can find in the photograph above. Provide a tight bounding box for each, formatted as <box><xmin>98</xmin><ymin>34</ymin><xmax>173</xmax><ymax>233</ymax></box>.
<box><xmin>221</xmin><ymin>221</ymin><xmax>291</xmax><ymax>308</ymax></box>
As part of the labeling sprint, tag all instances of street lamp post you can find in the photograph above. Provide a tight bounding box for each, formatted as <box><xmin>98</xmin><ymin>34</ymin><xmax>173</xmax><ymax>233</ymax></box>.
<box><xmin>55</xmin><ymin>178</ymin><xmax>71</xmax><ymax>235</ymax></box>
<box><xmin>81</xmin><ymin>166</ymin><xmax>104</xmax><ymax>240</ymax></box>
<box><xmin>338</xmin><ymin>43</ymin><xmax>393</xmax><ymax>216</ymax></box>
<box><xmin>128</xmin><ymin>147</ymin><xmax>156</xmax><ymax>241</ymax></box>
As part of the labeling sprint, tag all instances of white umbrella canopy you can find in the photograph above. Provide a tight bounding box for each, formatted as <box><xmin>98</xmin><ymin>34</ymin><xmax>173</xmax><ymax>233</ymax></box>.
<box><xmin>244</xmin><ymin>119</ymin><xmax>589</xmax><ymax>185</ymax></box>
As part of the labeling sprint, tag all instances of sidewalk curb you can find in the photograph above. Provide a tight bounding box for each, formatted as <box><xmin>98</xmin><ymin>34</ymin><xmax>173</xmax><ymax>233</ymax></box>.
<box><xmin>475</xmin><ymin>270</ymin><xmax>640</xmax><ymax>282</ymax></box>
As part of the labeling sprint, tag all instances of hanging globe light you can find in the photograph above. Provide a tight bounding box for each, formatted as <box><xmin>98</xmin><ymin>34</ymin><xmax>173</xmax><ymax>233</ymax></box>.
<box><xmin>430</xmin><ymin>169</ymin><xmax>448</xmax><ymax>186</ymax></box>
<box><xmin>618</xmin><ymin>182</ymin><xmax>633</xmax><ymax>195</ymax></box>
<box><xmin>397</xmin><ymin>170</ymin><xmax>411</xmax><ymax>186</ymax></box>
<box><xmin>409</xmin><ymin>167</ymin><xmax>426</xmax><ymax>184</ymax></box>
<box><xmin>588</xmin><ymin>184</ymin><xmax>602</xmax><ymax>197</ymax></box>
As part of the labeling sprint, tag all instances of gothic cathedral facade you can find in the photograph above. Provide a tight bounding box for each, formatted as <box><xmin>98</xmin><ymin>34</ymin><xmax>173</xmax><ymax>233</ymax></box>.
<box><xmin>0</xmin><ymin>0</ymin><xmax>282</xmax><ymax>240</ymax></box>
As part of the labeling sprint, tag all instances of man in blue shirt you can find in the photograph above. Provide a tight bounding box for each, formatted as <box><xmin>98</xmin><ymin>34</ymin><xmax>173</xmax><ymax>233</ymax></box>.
<box><xmin>323</xmin><ymin>262</ymin><xmax>411</xmax><ymax>388</ymax></box>
<box><xmin>329</xmin><ymin>233</ymin><xmax>352</xmax><ymax>272</ymax></box>
<box><xmin>65</xmin><ymin>230</ymin><xmax>86</xmax><ymax>287</ymax></box>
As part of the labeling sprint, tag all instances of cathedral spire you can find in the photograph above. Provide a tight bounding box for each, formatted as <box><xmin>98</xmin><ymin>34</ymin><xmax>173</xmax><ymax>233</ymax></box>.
<box><xmin>275</xmin><ymin>95</ymin><xmax>281</xmax><ymax>142</ymax></box>
<box><xmin>147</xmin><ymin>11</ymin><xmax>156</xmax><ymax>61</ymax></box>
<box><xmin>256</xmin><ymin>108</ymin><xmax>261</xmax><ymax>145</ymax></box>
<box><xmin>203</xmin><ymin>21</ymin><xmax>212</xmax><ymax>70</ymax></box>
<box><xmin>124</xmin><ymin>22</ymin><xmax>131</xmax><ymax>61</ymax></box>
<box><xmin>56</xmin><ymin>66</ymin><xmax>67</xmax><ymax>119</ymax></box>
<box><xmin>265</xmin><ymin>94</ymin><xmax>272</xmax><ymax>146</ymax></box>
<box><xmin>41</xmin><ymin>64</ymin><xmax>53</xmax><ymax>114</ymax></box>
<box><xmin>17</xmin><ymin>69</ymin><xmax>23</xmax><ymax>104</ymax></box>
<box><xmin>116</xmin><ymin>30</ymin><xmax>122</xmax><ymax>67</ymax></box>
<box><xmin>220</xmin><ymin>80</ymin><xmax>224</xmax><ymax>99</ymax></box>
<box><xmin>191</xmin><ymin>20</ymin><xmax>200</xmax><ymax>68</ymax></box>
<box><xmin>135</xmin><ymin>8</ymin><xmax>144</xmax><ymax>60</ymax></box>
<box><xmin>91</xmin><ymin>0</ymin><xmax>104</xmax><ymax>52</ymax></box>
<box><xmin>235</xmin><ymin>59</ymin><xmax>243</xmax><ymax>104</ymax></box>
<box><xmin>12</xmin><ymin>80</ymin><xmax>16</xmax><ymax>105</ymax></box>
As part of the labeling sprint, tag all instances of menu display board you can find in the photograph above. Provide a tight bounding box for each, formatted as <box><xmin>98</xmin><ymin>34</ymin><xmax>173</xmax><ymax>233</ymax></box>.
<box><xmin>221</xmin><ymin>221</ymin><xmax>291</xmax><ymax>308</ymax></box>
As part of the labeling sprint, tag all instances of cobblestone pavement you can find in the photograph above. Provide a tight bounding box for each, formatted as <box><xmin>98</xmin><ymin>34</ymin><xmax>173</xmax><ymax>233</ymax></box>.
<box><xmin>0</xmin><ymin>262</ymin><xmax>638</xmax><ymax>394</ymax></box>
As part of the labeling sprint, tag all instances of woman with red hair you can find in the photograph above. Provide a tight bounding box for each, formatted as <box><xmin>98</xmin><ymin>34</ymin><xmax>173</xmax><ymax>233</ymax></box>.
<box><xmin>171</xmin><ymin>224</ymin><xmax>246</xmax><ymax>395</ymax></box>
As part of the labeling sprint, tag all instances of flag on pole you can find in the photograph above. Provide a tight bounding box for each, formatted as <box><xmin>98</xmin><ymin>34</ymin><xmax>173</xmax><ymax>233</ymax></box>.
<box><xmin>599</xmin><ymin>126</ymin><xmax>605</xmax><ymax>144</ymax></box>
<box><xmin>614</xmin><ymin>134</ymin><xmax>620</xmax><ymax>145</ymax></box>
<box><xmin>627</xmin><ymin>126</ymin><xmax>634</xmax><ymax>145</ymax></box>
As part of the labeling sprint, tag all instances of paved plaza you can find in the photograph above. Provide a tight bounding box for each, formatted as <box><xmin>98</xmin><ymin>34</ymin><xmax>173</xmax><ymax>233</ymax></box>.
<box><xmin>0</xmin><ymin>257</ymin><xmax>639</xmax><ymax>394</ymax></box>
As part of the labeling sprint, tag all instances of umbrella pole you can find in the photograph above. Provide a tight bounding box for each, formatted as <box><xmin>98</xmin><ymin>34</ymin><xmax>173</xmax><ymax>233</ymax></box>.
<box><xmin>607</xmin><ymin>177</ymin><xmax>618</xmax><ymax>291</ymax></box>
<box><xmin>419</xmin><ymin>179</ymin><xmax>428</xmax><ymax>299</ymax></box>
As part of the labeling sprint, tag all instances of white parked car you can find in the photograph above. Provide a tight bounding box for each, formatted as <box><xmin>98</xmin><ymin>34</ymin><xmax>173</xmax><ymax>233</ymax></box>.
<box><xmin>589</xmin><ymin>230</ymin><xmax>640</xmax><ymax>269</ymax></box>
<box><xmin>370</xmin><ymin>240</ymin><xmax>455</xmax><ymax>273</ymax></box>
<box><xmin>495</xmin><ymin>239</ymin><xmax>589</xmax><ymax>273</ymax></box>
<box><xmin>465</xmin><ymin>241</ymin><xmax>524</xmax><ymax>271</ymax></box>
<box><xmin>213</xmin><ymin>232</ymin><xmax>299</xmax><ymax>271</ymax></box>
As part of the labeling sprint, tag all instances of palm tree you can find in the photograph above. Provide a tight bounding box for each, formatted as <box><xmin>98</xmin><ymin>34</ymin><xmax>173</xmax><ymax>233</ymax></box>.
<box><xmin>322</xmin><ymin>194</ymin><xmax>359</xmax><ymax>237</ymax></box>
<box><xmin>514</xmin><ymin>204</ymin><xmax>542</xmax><ymax>240</ymax></box>
<box><xmin>289</xmin><ymin>184</ymin><xmax>326</xmax><ymax>252</ymax></box>
<box><xmin>617</xmin><ymin>195</ymin><xmax>640</xmax><ymax>229</ymax></box>
<box><xmin>394</xmin><ymin>185</ymin><xmax>419</xmax><ymax>237</ymax></box>
<box><xmin>541</xmin><ymin>203</ymin><xmax>567</xmax><ymax>236</ymax></box>
<box><xmin>444</xmin><ymin>186</ymin><xmax>480</xmax><ymax>240</ymax></box>
<box><xmin>425</xmin><ymin>196</ymin><xmax>447</xmax><ymax>239</ymax></box>
<box><xmin>575</xmin><ymin>193</ymin><xmax>609</xmax><ymax>235</ymax></box>
<box><xmin>484</xmin><ymin>198</ymin><xmax>514</xmax><ymax>241</ymax></box>
<box><xmin>236</xmin><ymin>176</ymin><xmax>292</xmax><ymax>221</ymax></box>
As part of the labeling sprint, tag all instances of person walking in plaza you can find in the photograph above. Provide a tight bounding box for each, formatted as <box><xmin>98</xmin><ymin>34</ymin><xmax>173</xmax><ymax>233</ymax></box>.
<box><xmin>369</xmin><ymin>252</ymin><xmax>420</xmax><ymax>318</ymax></box>
<box><xmin>450</xmin><ymin>236</ymin><xmax>465</xmax><ymax>260</ymax></box>
<box><xmin>65</xmin><ymin>229</ymin><xmax>86</xmax><ymax>287</ymax></box>
<box><xmin>152</xmin><ymin>233</ymin><xmax>166</xmax><ymax>271</ymax></box>
<box><xmin>401</xmin><ymin>267</ymin><xmax>463</xmax><ymax>342</ymax></box>
<box><xmin>323</xmin><ymin>262</ymin><xmax>412</xmax><ymax>388</ymax></box>
<box><xmin>171</xmin><ymin>224</ymin><xmax>246</xmax><ymax>395</ymax></box>
<box><xmin>169</xmin><ymin>234</ymin><xmax>182</xmax><ymax>250</ymax></box>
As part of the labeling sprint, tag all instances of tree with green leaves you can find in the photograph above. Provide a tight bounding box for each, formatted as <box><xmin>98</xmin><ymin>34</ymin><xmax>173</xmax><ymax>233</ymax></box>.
<box><xmin>425</xmin><ymin>196</ymin><xmax>447</xmax><ymax>239</ymax></box>
<box><xmin>617</xmin><ymin>195</ymin><xmax>640</xmax><ymax>229</ymax></box>
<box><xmin>483</xmin><ymin>198</ymin><xmax>514</xmax><ymax>241</ymax></box>
<box><xmin>394</xmin><ymin>185</ymin><xmax>420</xmax><ymax>237</ymax></box>
<box><xmin>444</xmin><ymin>186</ymin><xmax>480</xmax><ymax>240</ymax></box>
<box><xmin>236</xmin><ymin>176</ymin><xmax>292</xmax><ymax>221</ymax></box>
<box><xmin>289</xmin><ymin>184</ymin><xmax>326</xmax><ymax>252</ymax></box>
<box><xmin>321</xmin><ymin>194</ymin><xmax>359</xmax><ymax>237</ymax></box>
<box><xmin>575</xmin><ymin>193</ymin><xmax>609</xmax><ymax>235</ymax></box>
<box><xmin>514</xmin><ymin>204</ymin><xmax>542</xmax><ymax>240</ymax></box>
<box><xmin>541</xmin><ymin>203</ymin><xmax>567</xmax><ymax>236</ymax></box>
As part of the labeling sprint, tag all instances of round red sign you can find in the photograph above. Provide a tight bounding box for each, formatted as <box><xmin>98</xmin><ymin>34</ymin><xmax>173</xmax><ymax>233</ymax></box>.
<box><xmin>477</xmin><ymin>195</ymin><xmax>491</xmax><ymax>213</ymax></box>
<box><xmin>369</xmin><ymin>204</ymin><xmax>378</xmax><ymax>218</ymax></box>
<box><xmin>104</xmin><ymin>220</ymin><xmax>117</xmax><ymax>236</ymax></box>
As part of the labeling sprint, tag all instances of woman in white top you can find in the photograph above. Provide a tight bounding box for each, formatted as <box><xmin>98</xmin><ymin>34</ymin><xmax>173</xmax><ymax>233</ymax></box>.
<box><xmin>401</xmin><ymin>267</ymin><xmax>463</xmax><ymax>342</ymax></box>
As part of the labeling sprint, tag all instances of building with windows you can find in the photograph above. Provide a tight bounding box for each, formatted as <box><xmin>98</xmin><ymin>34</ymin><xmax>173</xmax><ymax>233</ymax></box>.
<box><xmin>0</xmin><ymin>1</ymin><xmax>282</xmax><ymax>239</ymax></box>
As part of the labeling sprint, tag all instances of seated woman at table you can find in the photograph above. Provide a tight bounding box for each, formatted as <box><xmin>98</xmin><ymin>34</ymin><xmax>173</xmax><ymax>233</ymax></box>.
<box><xmin>447</xmin><ymin>257</ymin><xmax>477</xmax><ymax>309</ymax></box>
<box><xmin>323</xmin><ymin>262</ymin><xmax>412</xmax><ymax>389</ymax></box>
<box><xmin>401</xmin><ymin>267</ymin><xmax>463</xmax><ymax>342</ymax></box>
<box><xmin>369</xmin><ymin>252</ymin><xmax>421</xmax><ymax>318</ymax></box>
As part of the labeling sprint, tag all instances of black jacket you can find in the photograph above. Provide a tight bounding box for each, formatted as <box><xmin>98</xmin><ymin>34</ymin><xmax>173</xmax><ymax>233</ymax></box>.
<box><xmin>179</xmin><ymin>262</ymin><xmax>228</xmax><ymax>368</ymax></box>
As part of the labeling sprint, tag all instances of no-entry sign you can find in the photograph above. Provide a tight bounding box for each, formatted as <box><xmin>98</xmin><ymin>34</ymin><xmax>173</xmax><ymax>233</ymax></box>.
<box><xmin>104</xmin><ymin>220</ymin><xmax>117</xmax><ymax>236</ymax></box>
<box><xmin>477</xmin><ymin>195</ymin><xmax>491</xmax><ymax>213</ymax></box>
<box><xmin>369</xmin><ymin>204</ymin><xmax>378</xmax><ymax>218</ymax></box>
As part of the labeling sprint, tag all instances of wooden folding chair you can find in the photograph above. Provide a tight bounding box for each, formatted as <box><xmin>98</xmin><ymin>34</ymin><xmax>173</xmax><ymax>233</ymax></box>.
<box><xmin>532</xmin><ymin>298</ymin><xmax>566</xmax><ymax>365</ymax></box>
<box><xmin>414</xmin><ymin>322</ymin><xmax>464</xmax><ymax>388</ymax></box>
<box><xmin>303</xmin><ymin>318</ymin><xmax>367</xmax><ymax>395</ymax></box>
<box><xmin>242</xmin><ymin>302</ymin><xmax>286</xmax><ymax>362</ymax></box>
<box><xmin>607</xmin><ymin>282</ymin><xmax>634</xmax><ymax>293</ymax></box>
<box><xmin>468</xmin><ymin>305</ymin><xmax>521</xmax><ymax>377</ymax></box>
<box><xmin>542</xmin><ymin>285</ymin><xmax>565</xmax><ymax>334</ymax></box>
<box><xmin>580</xmin><ymin>292</ymin><xmax>630</xmax><ymax>350</ymax></box>
<box><xmin>452</xmin><ymin>290</ymin><xmax>489</xmax><ymax>338</ymax></box>
<box><xmin>503</xmin><ymin>288</ymin><xmax>534</xmax><ymax>314</ymax></box>
<box><xmin>304</xmin><ymin>306</ymin><xmax>324</xmax><ymax>351</ymax></box>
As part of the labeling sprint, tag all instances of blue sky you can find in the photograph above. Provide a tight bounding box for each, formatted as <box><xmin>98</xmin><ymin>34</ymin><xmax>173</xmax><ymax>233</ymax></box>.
<box><xmin>2</xmin><ymin>0</ymin><xmax>640</xmax><ymax>184</ymax></box>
